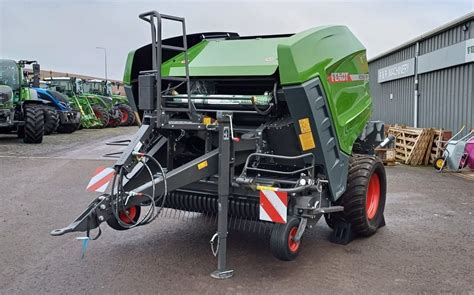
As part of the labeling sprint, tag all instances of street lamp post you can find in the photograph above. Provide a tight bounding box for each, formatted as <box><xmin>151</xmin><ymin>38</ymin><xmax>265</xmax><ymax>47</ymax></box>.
<box><xmin>96</xmin><ymin>47</ymin><xmax>108</xmax><ymax>82</ymax></box>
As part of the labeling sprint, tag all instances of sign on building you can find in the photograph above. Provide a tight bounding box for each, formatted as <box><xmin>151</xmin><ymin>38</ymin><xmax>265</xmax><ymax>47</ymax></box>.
<box><xmin>377</xmin><ymin>58</ymin><xmax>415</xmax><ymax>83</ymax></box>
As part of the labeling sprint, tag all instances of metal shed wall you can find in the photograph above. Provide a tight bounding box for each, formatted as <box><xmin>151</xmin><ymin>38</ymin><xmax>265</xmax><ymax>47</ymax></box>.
<box><xmin>368</xmin><ymin>15</ymin><xmax>474</xmax><ymax>133</ymax></box>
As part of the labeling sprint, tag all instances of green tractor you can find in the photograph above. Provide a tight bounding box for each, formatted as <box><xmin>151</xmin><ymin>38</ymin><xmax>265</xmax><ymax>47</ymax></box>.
<box><xmin>44</xmin><ymin>77</ymin><xmax>103</xmax><ymax>129</ymax></box>
<box><xmin>0</xmin><ymin>59</ymin><xmax>45</xmax><ymax>143</ymax></box>
<box><xmin>82</xmin><ymin>79</ymin><xmax>136</xmax><ymax>126</ymax></box>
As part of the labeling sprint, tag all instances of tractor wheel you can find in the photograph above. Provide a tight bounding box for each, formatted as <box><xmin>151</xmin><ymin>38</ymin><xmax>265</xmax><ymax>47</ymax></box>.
<box><xmin>433</xmin><ymin>156</ymin><xmax>446</xmax><ymax>171</ymax></box>
<box><xmin>270</xmin><ymin>217</ymin><xmax>302</xmax><ymax>261</ymax></box>
<box><xmin>107</xmin><ymin>108</ymin><xmax>122</xmax><ymax>128</ymax></box>
<box><xmin>56</xmin><ymin>123</ymin><xmax>77</xmax><ymax>134</ymax></box>
<box><xmin>338</xmin><ymin>155</ymin><xmax>387</xmax><ymax>237</ymax></box>
<box><xmin>43</xmin><ymin>107</ymin><xmax>59</xmax><ymax>135</ymax></box>
<box><xmin>92</xmin><ymin>105</ymin><xmax>110</xmax><ymax>127</ymax></box>
<box><xmin>117</xmin><ymin>104</ymin><xmax>135</xmax><ymax>126</ymax></box>
<box><xmin>23</xmin><ymin>106</ymin><xmax>44</xmax><ymax>144</ymax></box>
<box><xmin>107</xmin><ymin>205</ymin><xmax>141</xmax><ymax>231</ymax></box>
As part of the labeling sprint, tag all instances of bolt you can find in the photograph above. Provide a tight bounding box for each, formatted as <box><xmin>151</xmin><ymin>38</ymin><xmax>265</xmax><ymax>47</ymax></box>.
<box><xmin>98</xmin><ymin>216</ymin><xmax>105</xmax><ymax>222</ymax></box>
<box><xmin>99</xmin><ymin>204</ymin><xmax>106</xmax><ymax>210</ymax></box>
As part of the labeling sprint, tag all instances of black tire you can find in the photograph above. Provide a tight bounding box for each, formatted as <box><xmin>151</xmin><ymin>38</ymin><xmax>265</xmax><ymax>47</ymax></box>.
<box><xmin>56</xmin><ymin>123</ymin><xmax>77</xmax><ymax>133</ymax></box>
<box><xmin>23</xmin><ymin>106</ymin><xmax>44</xmax><ymax>144</ymax></box>
<box><xmin>107</xmin><ymin>108</ymin><xmax>122</xmax><ymax>128</ymax></box>
<box><xmin>337</xmin><ymin>155</ymin><xmax>387</xmax><ymax>237</ymax></box>
<box><xmin>117</xmin><ymin>104</ymin><xmax>135</xmax><ymax>126</ymax></box>
<box><xmin>43</xmin><ymin>107</ymin><xmax>59</xmax><ymax>135</ymax></box>
<box><xmin>92</xmin><ymin>105</ymin><xmax>110</xmax><ymax>127</ymax></box>
<box><xmin>107</xmin><ymin>205</ymin><xmax>141</xmax><ymax>231</ymax></box>
<box><xmin>17</xmin><ymin>126</ymin><xmax>25</xmax><ymax>138</ymax></box>
<box><xmin>270</xmin><ymin>217</ymin><xmax>302</xmax><ymax>261</ymax></box>
<box><xmin>433</xmin><ymin>156</ymin><xmax>446</xmax><ymax>171</ymax></box>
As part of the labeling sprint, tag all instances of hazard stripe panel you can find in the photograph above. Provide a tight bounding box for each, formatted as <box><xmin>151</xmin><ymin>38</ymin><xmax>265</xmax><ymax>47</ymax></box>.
<box><xmin>86</xmin><ymin>166</ymin><xmax>115</xmax><ymax>193</ymax></box>
<box><xmin>259</xmin><ymin>190</ymin><xmax>288</xmax><ymax>224</ymax></box>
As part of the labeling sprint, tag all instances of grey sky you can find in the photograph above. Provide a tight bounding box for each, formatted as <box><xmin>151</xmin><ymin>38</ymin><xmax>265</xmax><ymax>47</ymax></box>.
<box><xmin>1</xmin><ymin>0</ymin><xmax>473</xmax><ymax>80</ymax></box>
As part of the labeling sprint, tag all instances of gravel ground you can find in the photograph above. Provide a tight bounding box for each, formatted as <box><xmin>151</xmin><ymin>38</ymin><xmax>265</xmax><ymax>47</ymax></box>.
<box><xmin>0</xmin><ymin>128</ymin><xmax>473</xmax><ymax>294</ymax></box>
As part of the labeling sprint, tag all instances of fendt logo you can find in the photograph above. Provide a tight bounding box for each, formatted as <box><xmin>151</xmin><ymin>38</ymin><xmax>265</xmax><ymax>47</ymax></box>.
<box><xmin>467</xmin><ymin>45</ymin><xmax>474</xmax><ymax>55</ymax></box>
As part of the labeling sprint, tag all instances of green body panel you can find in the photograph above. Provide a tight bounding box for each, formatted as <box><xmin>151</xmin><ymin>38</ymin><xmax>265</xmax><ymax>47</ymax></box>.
<box><xmin>123</xmin><ymin>51</ymin><xmax>135</xmax><ymax>85</ymax></box>
<box><xmin>161</xmin><ymin>39</ymin><xmax>282</xmax><ymax>77</ymax></box>
<box><xmin>278</xmin><ymin>26</ymin><xmax>371</xmax><ymax>154</ymax></box>
<box><xmin>124</xmin><ymin>26</ymin><xmax>372</xmax><ymax>154</ymax></box>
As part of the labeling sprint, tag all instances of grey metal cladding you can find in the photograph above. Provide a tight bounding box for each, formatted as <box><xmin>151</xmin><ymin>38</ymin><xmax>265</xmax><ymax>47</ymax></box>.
<box><xmin>417</xmin><ymin>63</ymin><xmax>473</xmax><ymax>134</ymax></box>
<box><xmin>419</xmin><ymin>19</ymin><xmax>474</xmax><ymax>55</ymax></box>
<box><xmin>283</xmin><ymin>78</ymin><xmax>349</xmax><ymax>201</ymax></box>
<box><xmin>369</xmin><ymin>66</ymin><xmax>415</xmax><ymax>126</ymax></box>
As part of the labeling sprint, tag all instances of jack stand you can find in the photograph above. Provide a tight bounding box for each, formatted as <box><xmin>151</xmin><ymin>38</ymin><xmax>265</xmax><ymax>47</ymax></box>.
<box><xmin>330</xmin><ymin>214</ymin><xmax>386</xmax><ymax>245</ymax></box>
<box><xmin>211</xmin><ymin>113</ymin><xmax>234</xmax><ymax>279</ymax></box>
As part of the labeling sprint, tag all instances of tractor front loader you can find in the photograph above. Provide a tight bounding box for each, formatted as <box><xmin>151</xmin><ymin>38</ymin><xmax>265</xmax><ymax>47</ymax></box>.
<box><xmin>45</xmin><ymin>77</ymin><xmax>103</xmax><ymax>129</ymax></box>
<box><xmin>51</xmin><ymin>11</ymin><xmax>388</xmax><ymax>278</ymax></box>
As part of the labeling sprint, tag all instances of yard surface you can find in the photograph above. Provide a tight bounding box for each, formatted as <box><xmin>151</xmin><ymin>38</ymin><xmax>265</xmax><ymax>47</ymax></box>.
<box><xmin>0</xmin><ymin>128</ymin><xmax>473</xmax><ymax>294</ymax></box>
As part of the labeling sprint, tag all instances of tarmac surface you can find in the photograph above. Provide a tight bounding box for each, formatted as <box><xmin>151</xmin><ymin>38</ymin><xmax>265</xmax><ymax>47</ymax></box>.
<box><xmin>0</xmin><ymin>127</ymin><xmax>473</xmax><ymax>294</ymax></box>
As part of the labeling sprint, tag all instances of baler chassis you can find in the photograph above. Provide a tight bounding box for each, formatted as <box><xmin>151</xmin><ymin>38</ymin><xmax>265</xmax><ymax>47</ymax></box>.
<box><xmin>51</xmin><ymin>11</ymin><xmax>387</xmax><ymax>279</ymax></box>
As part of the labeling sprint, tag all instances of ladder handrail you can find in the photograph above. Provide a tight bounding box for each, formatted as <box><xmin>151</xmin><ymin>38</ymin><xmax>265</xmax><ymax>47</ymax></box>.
<box><xmin>139</xmin><ymin>10</ymin><xmax>198</xmax><ymax>122</ymax></box>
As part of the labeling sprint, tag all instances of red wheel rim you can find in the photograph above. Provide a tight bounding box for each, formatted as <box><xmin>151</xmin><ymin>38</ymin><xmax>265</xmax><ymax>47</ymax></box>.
<box><xmin>366</xmin><ymin>173</ymin><xmax>381</xmax><ymax>220</ymax></box>
<box><xmin>94</xmin><ymin>110</ymin><xmax>102</xmax><ymax>119</ymax></box>
<box><xmin>288</xmin><ymin>226</ymin><xmax>300</xmax><ymax>253</ymax></box>
<box><xmin>120</xmin><ymin>109</ymin><xmax>129</xmax><ymax>124</ymax></box>
<box><xmin>119</xmin><ymin>206</ymin><xmax>138</xmax><ymax>224</ymax></box>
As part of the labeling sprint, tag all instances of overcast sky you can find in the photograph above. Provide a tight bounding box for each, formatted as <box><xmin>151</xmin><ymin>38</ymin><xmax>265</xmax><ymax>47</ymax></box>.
<box><xmin>1</xmin><ymin>0</ymin><xmax>473</xmax><ymax>80</ymax></box>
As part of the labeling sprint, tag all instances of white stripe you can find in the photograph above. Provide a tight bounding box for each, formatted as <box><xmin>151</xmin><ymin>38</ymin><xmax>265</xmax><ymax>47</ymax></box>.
<box><xmin>259</xmin><ymin>205</ymin><xmax>272</xmax><ymax>222</ymax></box>
<box><xmin>95</xmin><ymin>182</ymin><xmax>109</xmax><ymax>193</ymax></box>
<box><xmin>86</xmin><ymin>167</ymin><xmax>114</xmax><ymax>189</ymax></box>
<box><xmin>263</xmin><ymin>190</ymin><xmax>287</xmax><ymax>223</ymax></box>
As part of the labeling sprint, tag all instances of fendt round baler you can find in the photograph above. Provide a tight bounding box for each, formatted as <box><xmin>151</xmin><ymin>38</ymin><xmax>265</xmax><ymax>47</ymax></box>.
<box><xmin>52</xmin><ymin>11</ymin><xmax>388</xmax><ymax>279</ymax></box>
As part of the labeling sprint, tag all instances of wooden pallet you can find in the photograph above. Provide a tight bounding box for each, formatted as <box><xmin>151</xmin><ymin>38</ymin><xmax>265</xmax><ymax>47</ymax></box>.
<box><xmin>375</xmin><ymin>148</ymin><xmax>396</xmax><ymax>166</ymax></box>
<box><xmin>428</xmin><ymin>129</ymin><xmax>452</xmax><ymax>164</ymax></box>
<box><xmin>388</xmin><ymin>126</ymin><xmax>435</xmax><ymax>166</ymax></box>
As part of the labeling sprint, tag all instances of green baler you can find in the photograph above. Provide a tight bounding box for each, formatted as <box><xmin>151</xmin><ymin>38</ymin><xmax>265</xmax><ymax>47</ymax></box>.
<box><xmin>52</xmin><ymin>11</ymin><xmax>388</xmax><ymax>279</ymax></box>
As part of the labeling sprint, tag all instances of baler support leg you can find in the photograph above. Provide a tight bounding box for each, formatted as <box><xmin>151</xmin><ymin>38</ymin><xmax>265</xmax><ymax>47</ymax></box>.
<box><xmin>211</xmin><ymin>114</ymin><xmax>234</xmax><ymax>279</ymax></box>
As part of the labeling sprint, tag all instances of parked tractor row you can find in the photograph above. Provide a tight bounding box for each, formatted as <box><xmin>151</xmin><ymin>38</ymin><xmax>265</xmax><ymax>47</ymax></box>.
<box><xmin>0</xmin><ymin>59</ymin><xmax>138</xmax><ymax>144</ymax></box>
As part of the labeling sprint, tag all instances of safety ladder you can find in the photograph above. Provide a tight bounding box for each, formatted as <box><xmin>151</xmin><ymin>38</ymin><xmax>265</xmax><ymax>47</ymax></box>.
<box><xmin>139</xmin><ymin>11</ymin><xmax>197</xmax><ymax>118</ymax></box>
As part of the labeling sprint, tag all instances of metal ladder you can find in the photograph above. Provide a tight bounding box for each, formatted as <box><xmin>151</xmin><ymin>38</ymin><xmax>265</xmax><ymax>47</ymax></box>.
<box><xmin>139</xmin><ymin>11</ymin><xmax>198</xmax><ymax>121</ymax></box>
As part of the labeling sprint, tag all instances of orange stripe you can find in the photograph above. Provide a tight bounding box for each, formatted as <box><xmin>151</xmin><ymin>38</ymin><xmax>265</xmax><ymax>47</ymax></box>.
<box><xmin>260</xmin><ymin>192</ymin><xmax>285</xmax><ymax>224</ymax></box>
<box><xmin>94</xmin><ymin>166</ymin><xmax>106</xmax><ymax>175</ymax></box>
<box><xmin>87</xmin><ymin>171</ymin><xmax>115</xmax><ymax>192</ymax></box>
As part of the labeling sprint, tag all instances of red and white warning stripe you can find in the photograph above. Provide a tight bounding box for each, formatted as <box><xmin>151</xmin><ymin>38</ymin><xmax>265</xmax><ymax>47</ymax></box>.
<box><xmin>86</xmin><ymin>166</ymin><xmax>115</xmax><ymax>193</ymax></box>
<box><xmin>259</xmin><ymin>190</ymin><xmax>288</xmax><ymax>224</ymax></box>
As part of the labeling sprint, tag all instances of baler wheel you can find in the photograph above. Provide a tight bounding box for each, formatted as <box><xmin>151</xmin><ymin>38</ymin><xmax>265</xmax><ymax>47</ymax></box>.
<box><xmin>270</xmin><ymin>217</ymin><xmax>301</xmax><ymax>261</ymax></box>
<box><xmin>340</xmin><ymin>155</ymin><xmax>386</xmax><ymax>236</ymax></box>
<box><xmin>107</xmin><ymin>205</ymin><xmax>141</xmax><ymax>231</ymax></box>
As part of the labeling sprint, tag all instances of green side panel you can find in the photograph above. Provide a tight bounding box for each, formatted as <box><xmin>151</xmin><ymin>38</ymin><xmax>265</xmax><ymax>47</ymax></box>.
<box><xmin>161</xmin><ymin>38</ymin><xmax>282</xmax><ymax>77</ymax></box>
<box><xmin>123</xmin><ymin>51</ymin><xmax>135</xmax><ymax>85</ymax></box>
<box><xmin>277</xmin><ymin>26</ymin><xmax>372</xmax><ymax>154</ymax></box>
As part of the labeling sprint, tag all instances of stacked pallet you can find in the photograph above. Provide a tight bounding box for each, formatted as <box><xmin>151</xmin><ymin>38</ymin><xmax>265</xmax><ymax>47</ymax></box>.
<box><xmin>427</xmin><ymin>129</ymin><xmax>452</xmax><ymax>165</ymax></box>
<box><xmin>387</xmin><ymin>126</ymin><xmax>435</xmax><ymax>166</ymax></box>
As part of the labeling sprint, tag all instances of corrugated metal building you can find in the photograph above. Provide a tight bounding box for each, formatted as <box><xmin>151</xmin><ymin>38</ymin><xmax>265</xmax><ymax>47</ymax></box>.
<box><xmin>368</xmin><ymin>12</ymin><xmax>474</xmax><ymax>133</ymax></box>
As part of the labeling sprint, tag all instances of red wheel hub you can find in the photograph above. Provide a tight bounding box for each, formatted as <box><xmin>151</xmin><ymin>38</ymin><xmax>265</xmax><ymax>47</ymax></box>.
<box><xmin>94</xmin><ymin>110</ymin><xmax>102</xmax><ymax>119</ymax></box>
<box><xmin>120</xmin><ymin>109</ymin><xmax>129</xmax><ymax>124</ymax></box>
<box><xmin>366</xmin><ymin>172</ymin><xmax>381</xmax><ymax>220</ymax></box>
<box><xmin>288</xmin><ymin>226</ymin><xmax>300</xmax><ymax>253</ymax></box>
<box><xmin>119</xmin><ymin>206</ymin><xmax>138</xmax><ymax>224</ymax></box>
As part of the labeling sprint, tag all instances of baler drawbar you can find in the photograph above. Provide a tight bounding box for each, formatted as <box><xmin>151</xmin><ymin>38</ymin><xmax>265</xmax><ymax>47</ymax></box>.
<box><xmin>51</xmin><ymin>11</ymin><xmax>388</xmax><ymax>279</ymax></box>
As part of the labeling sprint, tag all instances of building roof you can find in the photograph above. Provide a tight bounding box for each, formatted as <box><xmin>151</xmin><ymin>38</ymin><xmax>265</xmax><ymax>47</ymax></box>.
<box><xmin>369</xmin><ymin>12</ymin><xmax>474</xmax><ymax>62</ymax></box>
